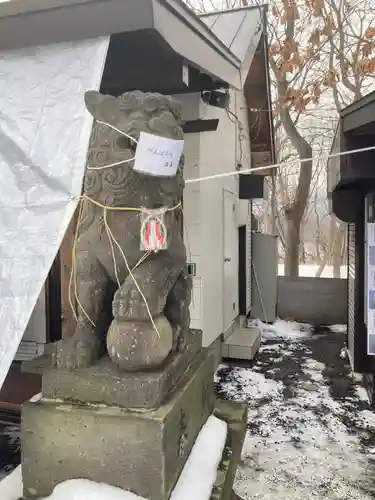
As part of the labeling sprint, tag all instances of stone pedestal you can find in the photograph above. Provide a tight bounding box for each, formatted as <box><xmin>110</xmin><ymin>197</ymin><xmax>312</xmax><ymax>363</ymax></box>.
<box><xmin>42</xmin><ymin>329</ymin><xmax>202</xmax><ymax>410</ymax></box>
<box><xmin>21</xmin><ymin>347</ymin><xmax>215</xmax><ymax>500</ymax></box>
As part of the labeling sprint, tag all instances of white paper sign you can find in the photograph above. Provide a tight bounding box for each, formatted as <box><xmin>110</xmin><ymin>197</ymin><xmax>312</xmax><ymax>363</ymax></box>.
<box><xmin>133</xmin><ymin>132</ymin><xmax>184</xmax><ymax>177</ymax></box>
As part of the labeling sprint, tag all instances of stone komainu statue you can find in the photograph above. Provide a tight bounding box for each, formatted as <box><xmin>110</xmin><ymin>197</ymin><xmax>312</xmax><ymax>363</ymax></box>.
<box><xmin>55</xmin><ymin>90</ymin><xmax>192</xmax><ymax>372</ymax></box>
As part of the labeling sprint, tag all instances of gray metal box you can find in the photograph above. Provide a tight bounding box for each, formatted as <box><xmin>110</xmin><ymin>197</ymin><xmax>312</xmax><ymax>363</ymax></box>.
<box><xmin>250</xmin><ymin>232</ymin><xmax>278</xmax><ymax>323</ymax></box>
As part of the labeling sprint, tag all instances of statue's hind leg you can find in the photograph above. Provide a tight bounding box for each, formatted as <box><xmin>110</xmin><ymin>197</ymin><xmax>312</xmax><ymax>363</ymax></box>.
<box><xmin>163</xmin><ymin>267</ymin><xmax>192</xmax><ymax>351</ymax></box>
<box><xmin>55</xmin><ymin>250</ymin><xmax>108</xmax><ymax>370</ymax></box>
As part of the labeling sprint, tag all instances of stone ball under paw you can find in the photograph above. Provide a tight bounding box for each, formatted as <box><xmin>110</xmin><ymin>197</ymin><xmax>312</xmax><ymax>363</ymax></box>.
<box><xmin>106</xmin><ymin>315</ymin><xmax>173</xmax><ymax>371</ymax></box>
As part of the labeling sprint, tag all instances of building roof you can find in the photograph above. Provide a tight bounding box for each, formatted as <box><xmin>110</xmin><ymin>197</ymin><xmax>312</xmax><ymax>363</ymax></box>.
<box><xmin>339</xmin><ymin>89</ymin><xmax>375</xmax><ymax>134</ymax></box>
<box><xmin>200</xmin><ymin>5</ymin><xmax>265</xmax><ymax>79</ymax></box>
<box><xmin>0</xmin><ymin>0</ymin><xmax>265</xmax><ymax>90</ymax></box>
<box><xmin>0</xmin><ymin>0</ymin><xmax>274</xmax><ymax>167</ymax></box>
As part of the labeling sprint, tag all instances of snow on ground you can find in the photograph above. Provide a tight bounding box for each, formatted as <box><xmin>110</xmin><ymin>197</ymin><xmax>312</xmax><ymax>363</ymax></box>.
<box><xmin>278</xmin><ymin>264</ymin><xmax>347</xmax><ymax>278</ymax></box>
<box><xmin>248</xmin><ymin>319</ymin><xmax>313</xmax><ymax>342</ymax></box>
<box><xmin>216</xmin><ymin>320</ymin><xmax>375</xmax><ymax>500</ymax></box>
<box><xmin>0</xmin><ymin>466</ymin><xmax>22</xmax><ymax>500</ymax></box>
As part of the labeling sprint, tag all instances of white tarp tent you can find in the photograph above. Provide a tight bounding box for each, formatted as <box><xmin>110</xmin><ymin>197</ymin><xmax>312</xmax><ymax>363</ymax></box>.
<box><xmin>0</xmin><ymin>37</ymin><xmax>109</xmax><ymax>389</ymax></box>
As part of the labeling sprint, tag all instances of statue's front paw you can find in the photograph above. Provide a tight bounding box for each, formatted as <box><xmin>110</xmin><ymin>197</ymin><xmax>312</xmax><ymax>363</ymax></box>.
<box><xmin>113</xmin><ymin>285</ymin><xmax>160</xmax><ymax>321</ymax></box>
<box><xmin>112</xmin><ymin>286</ymin><xmax>136</xmax><ymax>320</ymax></box>
<box><xmin>53</xmin><ymin>334</ymin><xmax>100</xmax><ymax>370</ymax></box>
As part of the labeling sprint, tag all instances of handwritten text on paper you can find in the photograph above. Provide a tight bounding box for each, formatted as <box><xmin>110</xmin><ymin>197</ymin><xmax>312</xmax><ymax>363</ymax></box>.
<box><xmin>133</xmin><ymin>132</ymin><xmax>184</xmax><ymax>177</ymax></box>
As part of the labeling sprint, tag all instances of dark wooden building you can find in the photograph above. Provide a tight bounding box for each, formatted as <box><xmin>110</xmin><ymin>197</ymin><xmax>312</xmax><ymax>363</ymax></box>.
<box><xmin>328</xmin><ymin>90</ymin><xmax>375</xmax><ymax>405</ymax></box>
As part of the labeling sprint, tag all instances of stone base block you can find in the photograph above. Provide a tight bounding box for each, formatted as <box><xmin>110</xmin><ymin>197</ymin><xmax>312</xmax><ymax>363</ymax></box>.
<box><xmin>211</xmin><ymin>400</ymin><xmax>248</xmax><ymax>500</ymax></box>
<box><xmin>222</xmin><ymin>327</ymin><xmax>261</xmax><ymax>361</ymax></box>
<box><xmin>22</xmin><ymin>349</ymin><xmax>215</xmax><ymax>500</ymax></box>
<box><xmin>42</xmin><ymin>329</ymin><xmax>202</xmax><ymax>409</ymax></box>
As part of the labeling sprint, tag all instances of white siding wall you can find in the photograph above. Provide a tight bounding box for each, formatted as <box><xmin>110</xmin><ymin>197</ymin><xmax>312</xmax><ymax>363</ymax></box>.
<box><xmin>199</xmin><ymin>96</ymin><xmax>235</xmax><ymax>345</ymax></box>
<box><xmin>175</xmin><ymin>93</ymin><xmax>203</xmax><ymax>330</ymax></box>
<box><xmin>174</xmin><ymin>89</ymin><xmax>252</xmax><ymax>346</ymax></box>
<box><xmin>234</xmin><ymin>90</ymin><xmax>251</xmax><ymax>172</ymax></box>
<box><xmin>199</xmin><ymin>89</ymin><xmax>251</xmax><ymax>346</ymax></box>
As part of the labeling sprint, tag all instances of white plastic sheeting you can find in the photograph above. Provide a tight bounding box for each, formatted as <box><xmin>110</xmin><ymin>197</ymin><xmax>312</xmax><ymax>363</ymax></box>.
<box><xmin>0</xmin><ymin>37</ymin><xmax>110</xmax><ymax>389</ymax></box>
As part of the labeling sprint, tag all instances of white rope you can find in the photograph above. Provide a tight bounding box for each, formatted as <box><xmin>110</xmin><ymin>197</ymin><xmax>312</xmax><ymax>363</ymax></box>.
<box><xmin>185</xmin><ymin>144</ymin><xmax>375</xmax><ymax>184</ymax></box>
<box><xmin>96</xmin><ymin>120</ymin><xmax>138</xmax><ymax>144</ymax></box>
<box><xmin>87</xmin><ymin>158</ymin><xmax>134</xmax><ymax>170</ymax></box>
<box><xmin>103</xmin><ymin>208</ymin><xmax>161</xmax><ymax>338</ymax></box>
<box><xmin>84</xmin><ymin>118</ymin><xmax>375</xmax><ymax>185</ymax></box>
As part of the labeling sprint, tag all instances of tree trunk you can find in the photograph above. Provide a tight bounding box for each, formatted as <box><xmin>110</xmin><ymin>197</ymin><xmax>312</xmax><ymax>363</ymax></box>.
<box><xmin>315</xmin><ymin>239</ymin><xmax>320</xmax><ymax>263</ymax></box>
<box><xmin>273</xmin><ymin>69</ymin><xmax>313</xmax><ymax>278</ymax></box>
<box><xmin>284</xmin><ymin>214</ymin><xmax>301</xmax><ymax>277</ymax></box>
<box><xmin>332</xmin><ymin>248</ymin><xmax>341</xmax><ymax>278</ymax></box>
<box><xmin>270</xmin><ymin>172</ymin><xmax>277</xmax><ymax>235</ymax></box>
<box><xmin>341</xmin><ymin>228</ymin><xmax>347</xmax><ymax>265</ymax></box>
<box><xmin>332</xmin><ymin>221</ymin><xmax>346</xmax><ymax>278</ymax></box>
<box><xmin>315</xmin><ymin>215</ymin><xmax>337</xmax><ymax>278</ymax></box>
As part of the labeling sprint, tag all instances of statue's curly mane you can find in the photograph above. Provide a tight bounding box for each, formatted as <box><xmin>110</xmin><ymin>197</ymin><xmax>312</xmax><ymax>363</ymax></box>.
<box><xmin>79</xmin><ymin>91</ymin><xmax>185</xmax><ymax>233</ymax></box>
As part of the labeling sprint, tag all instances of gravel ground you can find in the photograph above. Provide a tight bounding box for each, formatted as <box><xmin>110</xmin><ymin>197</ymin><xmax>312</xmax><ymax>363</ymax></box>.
<box><xmin>215</xmin><ymin>321</ymin><xmax>375</xmax><ymax>500</ymax></box>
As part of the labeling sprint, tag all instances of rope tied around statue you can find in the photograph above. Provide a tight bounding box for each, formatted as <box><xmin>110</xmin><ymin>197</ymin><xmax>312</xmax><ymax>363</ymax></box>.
<box><xmin>69</xmin><ymin>119</ymin><xmax>184</xmax><ymax>339</ymax></box>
